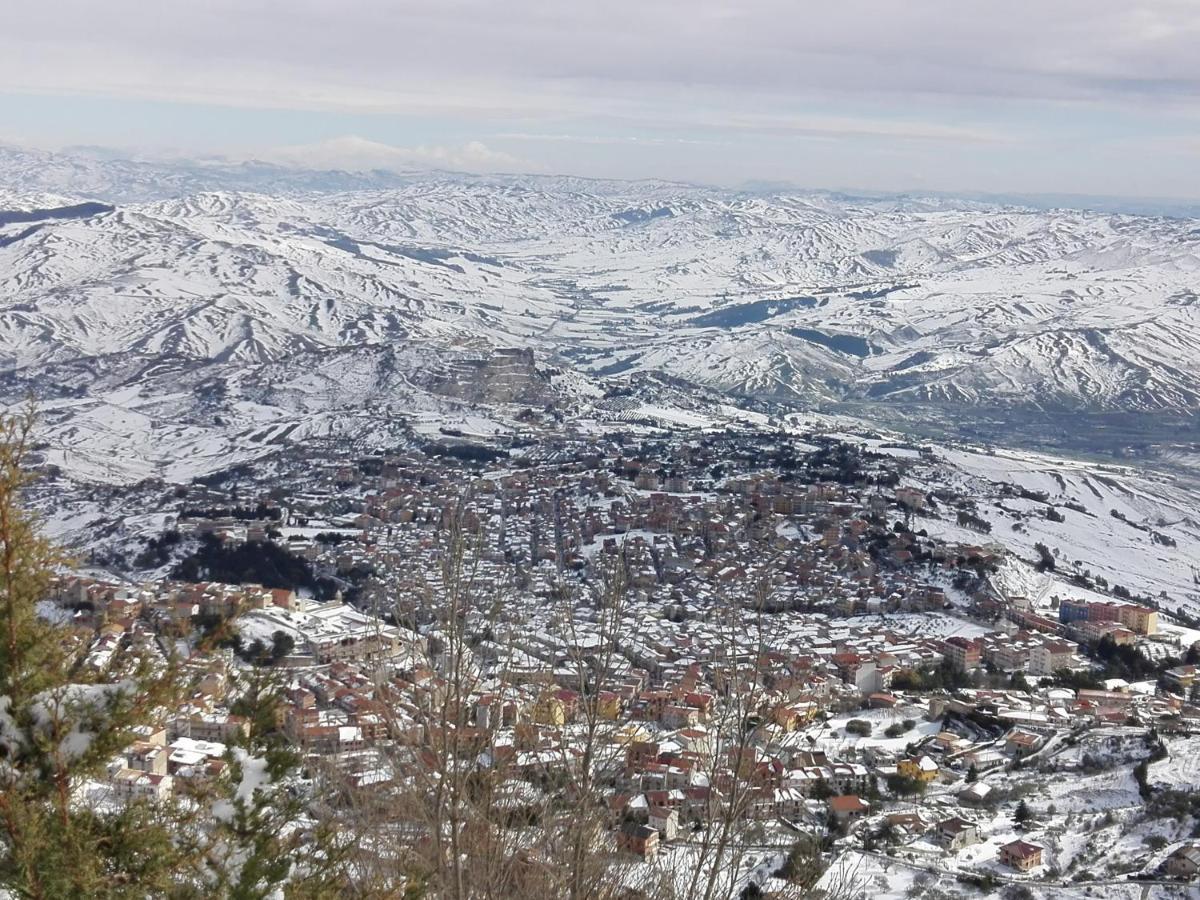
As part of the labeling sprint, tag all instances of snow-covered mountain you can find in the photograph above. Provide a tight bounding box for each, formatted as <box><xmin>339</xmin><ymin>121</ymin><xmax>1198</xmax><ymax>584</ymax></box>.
<box><xmin>2</xmin><ymin>146</ymin><xmax>1199</xmax><ymax>481</ymax></box>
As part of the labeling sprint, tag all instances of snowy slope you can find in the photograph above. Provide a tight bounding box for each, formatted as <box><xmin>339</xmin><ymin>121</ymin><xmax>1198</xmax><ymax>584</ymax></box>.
<box><xmin>2</xmin><ymin>145</ymin><xmax>1200</xmax><ymax>483</ymax></box>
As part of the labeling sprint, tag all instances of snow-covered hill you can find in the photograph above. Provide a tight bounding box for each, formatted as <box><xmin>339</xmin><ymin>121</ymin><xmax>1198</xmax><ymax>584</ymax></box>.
<box><xmin>2</xmin><ymin>146</ymin><xmax>1199</xmax><ymax>481</ymax></box>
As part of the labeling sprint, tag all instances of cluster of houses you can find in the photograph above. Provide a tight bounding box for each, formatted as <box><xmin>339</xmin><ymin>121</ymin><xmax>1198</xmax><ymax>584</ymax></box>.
<box><xmin>43</xmin><ymin>430</ymin><xmax>1200</xmax><ymax>885</ymax></box>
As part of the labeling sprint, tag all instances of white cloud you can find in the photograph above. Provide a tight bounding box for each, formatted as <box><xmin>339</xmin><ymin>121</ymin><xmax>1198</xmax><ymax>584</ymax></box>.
<box><xmin>261</xmin><ymin>136</ymin><xmax>532</xmax><ymax>174</ymax></box>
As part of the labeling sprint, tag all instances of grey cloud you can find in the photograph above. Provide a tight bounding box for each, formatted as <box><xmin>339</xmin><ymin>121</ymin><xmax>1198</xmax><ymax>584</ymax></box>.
<box><xmin>3</xmin><ymin>1</ymin><xmax>1200</xmax><ymax>112</ymax></box>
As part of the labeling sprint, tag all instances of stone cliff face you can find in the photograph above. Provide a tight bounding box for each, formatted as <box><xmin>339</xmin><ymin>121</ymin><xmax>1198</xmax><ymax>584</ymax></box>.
<box><xmin>420</xmin><ymin>347</ymin><xmax>554</xmax><ymax>406</ymax></box>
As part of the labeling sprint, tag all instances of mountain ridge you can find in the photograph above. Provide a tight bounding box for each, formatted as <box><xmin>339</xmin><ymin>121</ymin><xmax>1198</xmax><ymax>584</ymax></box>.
<box><xmin>2</xmin><ymin>145</ymin><xmax>1199</xmax><ymax>483</ymax></box>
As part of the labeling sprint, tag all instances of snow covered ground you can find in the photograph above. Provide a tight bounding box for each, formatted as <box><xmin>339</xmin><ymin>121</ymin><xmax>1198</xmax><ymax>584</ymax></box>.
<box><xmin>3</xmin><ymin>144</ymin><xmax>1200</xmax><ymax>486</ymax></box>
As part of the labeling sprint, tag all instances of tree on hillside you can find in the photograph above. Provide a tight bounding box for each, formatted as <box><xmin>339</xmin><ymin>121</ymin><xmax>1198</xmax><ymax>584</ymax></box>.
<box><xmin>0</xmin><ymin>409</ymin><xmax>359</xmax><ymax>899</ymax></box>
<box><xmin>1034</xmin><ymin>542</ymin><xmax>1055</xmax><ymax>572</ymax></box>
<box><xmin>0</xmin><ymin>407</ymin><xmax>199</xmax><ymax>897</ymax></box>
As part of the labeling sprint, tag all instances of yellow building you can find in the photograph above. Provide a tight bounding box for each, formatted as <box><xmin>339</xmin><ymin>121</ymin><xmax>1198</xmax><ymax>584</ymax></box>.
<box><xmin>532</xmin><ymin>694</ymin><xmax>565</xmax><ymax>727</ymax></box>
<box><xmin>771</xmin><ymin>703</ymin><xmax>817</xmax><ymax>732</ymax></box>
<box><xmin>1119</xmin><ymin>605</ymin><xmax>1157</xmax><ymax>635</ymax></box>
<box><xmin>597</xmin><ymin>692</ymin><xmax>624</xmax><ymax>721</ymax></box>
<box><xmin>897</xmin><ymin>755</ymin><xmax>939</xmax><ymax>783</ymax></box>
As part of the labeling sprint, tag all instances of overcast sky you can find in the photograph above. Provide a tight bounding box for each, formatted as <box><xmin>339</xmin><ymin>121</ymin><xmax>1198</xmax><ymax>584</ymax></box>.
<box><xmin>2</xmin><ymin>1</ymin><xmax>1198</xmax><ymax>196</ymax></box>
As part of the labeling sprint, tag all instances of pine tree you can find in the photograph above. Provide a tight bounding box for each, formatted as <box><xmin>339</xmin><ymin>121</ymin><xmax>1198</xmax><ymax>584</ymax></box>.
<box><xmin>0</xmin><ymin>407</ymin><xmax>197</xmax><ymax>897</ymax></box>
<box><xmin>1014</xmin><ymin>799</ymin><xmax>1032</xmax><ymax>825</ymax></box>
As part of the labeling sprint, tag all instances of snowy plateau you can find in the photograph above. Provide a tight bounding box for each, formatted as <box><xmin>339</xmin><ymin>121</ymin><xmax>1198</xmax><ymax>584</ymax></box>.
<box><xmin>2</xmin><ymin>145</ymin><xmax>1199</xmax><ymax>618</ymax></box>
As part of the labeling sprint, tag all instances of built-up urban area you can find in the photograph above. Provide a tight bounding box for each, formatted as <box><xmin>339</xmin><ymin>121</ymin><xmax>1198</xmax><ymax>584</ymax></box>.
<box><xmin>37</xmin><ymin>428</ymin><xmax>1200</xmax><ymax>898</ymax></box>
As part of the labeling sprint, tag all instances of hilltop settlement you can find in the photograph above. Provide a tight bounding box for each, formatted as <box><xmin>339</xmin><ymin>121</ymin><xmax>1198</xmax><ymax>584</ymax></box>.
<box><xmin>27</xmin><ymin>424</ymin><xmax>1200</xmax><ymax>899</ymax></box>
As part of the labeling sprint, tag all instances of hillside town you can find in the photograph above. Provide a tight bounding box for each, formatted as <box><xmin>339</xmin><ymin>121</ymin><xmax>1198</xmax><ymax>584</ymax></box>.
<box><xmin>28</xmin><ymin>427</ymin><xmax>1200</xmax><ymax>898</ymax></box>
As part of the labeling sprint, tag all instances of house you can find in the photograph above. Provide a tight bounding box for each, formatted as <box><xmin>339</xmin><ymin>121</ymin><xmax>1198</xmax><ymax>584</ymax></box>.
<box><xmin>1165</xmin><ymin>843</ymin><xmax>1200</xmax><ymax>879</ymax></box>
<box><xmin>958</xmin><ymin>781</ymin><xmax>992</xmax><ymax>805</ymax></box>
<box><xmin>1029</xmin><ymin>641</ymin><xmax>1077</xmax><ymax>676</ymax></box>
<box><xmin>999</xmin><ymin>839</ymin><xmax>1043</xmax><ymax>871</ymax></box>
<box><xmin>827</xmin><ymin>795</ymin><xmax>869</xmax><ymax>826</ymax></box>
<box><xmin>770</xmin><ymin>787</ymin><xmax>808</xmax><ymax>820</ymax></box>
<box><xmin>1163</xmin><ymin>665</ymin><xmax>1197</xmax><ymax>694</ymax></box>
<box><xmin>597</xmin><ymin>691</ymin><xmax>624</xmax><ymax>721</ymax></box>
<box><xmin>167</xmin><ymin>737</ymin><xmax>227</xmax><ymax>774</ymax></box>
<box><xmin>884</xmin><ymin>811</ymin><xmax>929</xmax><ymax>840</ymax></box>
<box><xmin>269</xmin><ymin>587</ymin><xmax>300</xmax><ymax>612</ymax></box>
<box><xmin>648</xmin><ymin>805</ymin><xmax>679</xmax><ymax>842</ymax></box>
<box><xmin>934</xmin><ymin>816</ymin><xmax>980</xmax><ymax>851</ymax></box>
<box><xmin>617</xmin><ymin>822</ymin><xmax>660</xmax><ymax>859</ymax></box>
<box><xmin>772</xmin><ymin>704</ymin><xmax>812</xmax><ymax>731</ymax></box>
<box><xmin>532</xmin><ymin>694</ymin><xmax>566</xmax><ymax>726</ymax></box>
<box><xmin>625</xmin><ymin>740</ymin><xmax>661</xmax><ymax>776</ymax></box>
<box><xmin>825</xmin><ymin>763</ymin><xmax>873</xmax><ymax>795</ymax></box>
<box><xmin>1004</xmin><ymin>729</ymin><xmax>1045</xmax><ymax>759</ymax></box>
<box><xmin>126</xmin><ymin>741</ymin><xmax>169</xmax><ymax>776</ymax></box>
<box><xmin>897</xmin><ymin>755</ymin><xmax>938</xmax><ymax>784</ymax></box>
<box><xmin>111</xmin><ymin>768</ymin><xmax>174</xmax><ymax>802</ymax></box>
<box><xmin>930</xmin><ymin>731</ymin><xmax>966</xmax><ymax>754</ymax></box>
<box><xmin>830</xmin><ymin>654</ymin><xmax>879</xmax><ymax>694</ymax></box>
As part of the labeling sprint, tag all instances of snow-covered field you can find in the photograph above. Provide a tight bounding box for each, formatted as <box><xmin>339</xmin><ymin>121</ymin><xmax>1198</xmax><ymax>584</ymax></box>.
<box><xmin>900</xmin><ymin>441</ymin><xmax>1200</xmax><ymax>620</ymax></box>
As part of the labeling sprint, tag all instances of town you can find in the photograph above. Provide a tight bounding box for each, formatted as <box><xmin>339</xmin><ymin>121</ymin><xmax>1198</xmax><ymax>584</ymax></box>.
<box><xmin>31</xmin><ymin>427</ymin><xmax>1200</xmax><ymax>898</ymax></box>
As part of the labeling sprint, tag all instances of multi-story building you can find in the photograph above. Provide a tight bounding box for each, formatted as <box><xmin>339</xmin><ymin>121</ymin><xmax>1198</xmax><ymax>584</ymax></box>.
<box><xmin>942</xmin><ymin>637</ymin><xmax>982</xmax><ymax>672</ymax></box>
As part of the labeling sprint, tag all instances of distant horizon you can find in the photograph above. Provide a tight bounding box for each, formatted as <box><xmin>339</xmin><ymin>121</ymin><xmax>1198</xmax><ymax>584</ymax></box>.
<box><xmin>5</xmin><ymin>138</ymin><xmax>1200</xmax><ymax>220</ymax></box>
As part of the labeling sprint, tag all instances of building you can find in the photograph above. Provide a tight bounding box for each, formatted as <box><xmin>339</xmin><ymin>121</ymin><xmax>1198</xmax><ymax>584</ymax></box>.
<box><xmin>1163</xmin><ymin>665</ymin><xmax>1197</xmax><ymax>694</ymax></box>
<box><xmin>1029</xmin><ymin>641</ymin><xmax>1077</xmax><ymax>677</ymax></box>
<box><xmin>1058</xmin><ymin>599</ymin><xmax>1091</xmax><ymax>626</ymax></box>
<box><xmin>111</xmin><ymin>768</ymin><xmax>174</xmax><ymax>802</ymax></box>
<box><xmin>999</xmin><ymin>840</ymin><xmax>1043</xmax><ymax>872</ymax></box>
<box><xmin>1060</xmin><ymin>599</ymin><xmax>1157</xmax><ymax>635</ymax></box>
<box><xmin>1004</xmin><ymin>729</ymin><xmax>1045</xmax><ymax>759</ymax></box>
<box><xmin>125</xmin><ymin>741</ymin><xmax>169</xmax><ymax>776</ymax></box>
<box><xmin>648</xmin><ymin>805</ymin><xmax>679</xmax><ymax>842</ymax></box>
<box><xmin>897</xmin><ymin>755</ymin><xmax>939</xmax><ymax>784</ymax></box>
<box><xmin>942</xmin><ymin>637</ymin><xmax>981</xmax><ymax>672</ymax></box>
<box><xmin>958</xmin><ymin>781</ymin><xmax>993</xmax><ymax>806</ymax></box>
<box><xmin>617</xmin><ymin>822</ymin><xmax>660</xmax><ymax>859</ymax></box>
<box><xmin>532</xmin><ymin>694</ymin><xmax>566</xmax><ymax>726</ymax></box>
<box><xmin>934</xmin><ymin>817</ymin><xmax>980</xmax><ymax>851</ymax></box>
<box><xmin>828</xmin><ymin>795</ymin><xmax>869</xmax><ymax>826</ymax></box>
<box><xmin>1166</xmin><ymin>844</ymin><xmax>1200</xmax><ymax>879</ymax></box>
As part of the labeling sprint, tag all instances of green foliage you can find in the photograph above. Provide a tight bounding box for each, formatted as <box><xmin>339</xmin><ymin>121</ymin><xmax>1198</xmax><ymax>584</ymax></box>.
<box><xmin>1034</xmin><ymin>542</ymin><xmax>1056</xmax><ymax>572</ymax></box>
<box><xmin>0</xmin><ymin>407</ymin><xmax>198</xmax><ymax>897</ymax></box>
<box><xmin>1052</xmin><ymin>668</ymin><xmax>1103</xmax><ymax>691</ymax></box>
<box><xmin>171</xmin><ymin>533</ymin><xmax>325</xmax><ymax>596</ymax></box>
<box><xmin>890</xmin><ymin>658</ymin><xmax>973</xmax><ymax>692</ymax></box>
<box><xmin>886</xmin><ymin>774</ymin><xmax>927</xmax><ymax>796</ymax></box>
<box><xmin>228</xmin><ymin>667</ymin><xmax>288</xmax><ymax>746</ymax></box>
<box><xmin>270</xmin><ymin>629</ymin><xmax>295</xmax><ymax>661</ymax></box>
<box><xmin>133</xmin><ymin>528</ymin><xmax>183</xmax><ymax>569</ymax></box>
<box><xmin>1133</xmin><ymin>737</ymin><xmax>1168</xmax><ymax>801</ymax></box>
<box><xmin>1054</xmin><ymin>637</ymin><xmax>1180</xmax><ymax>690</ymax></box>
<box><xmin>776</xmin><ymin>834</ymin><xmax>825</xmax><ymax>888</ymax></box>
<box><xmin>956</xmin><ymin>509</ymin><xmax>992</xmax><ymax>533</ymax></box>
